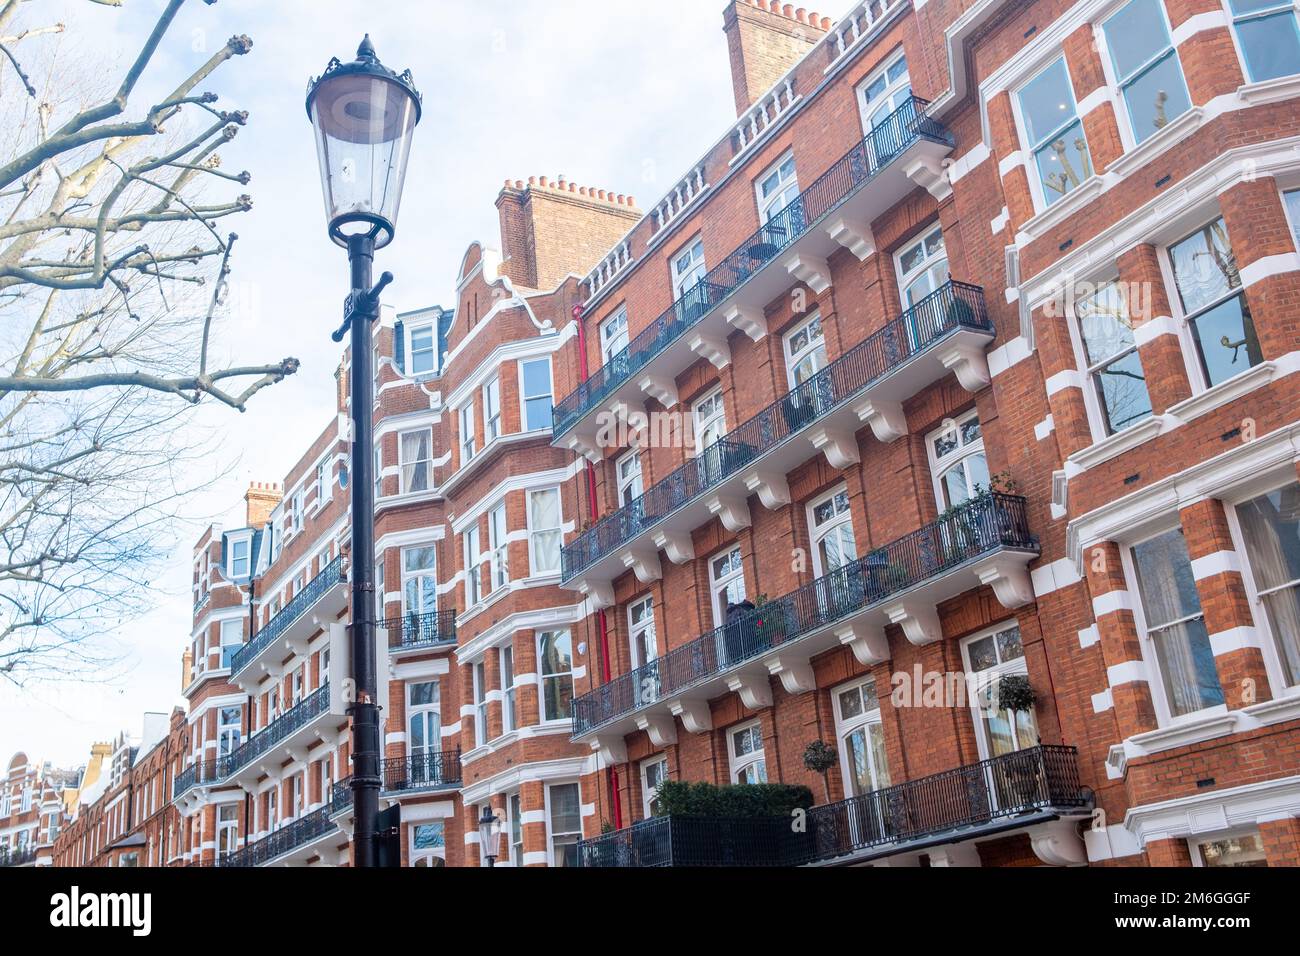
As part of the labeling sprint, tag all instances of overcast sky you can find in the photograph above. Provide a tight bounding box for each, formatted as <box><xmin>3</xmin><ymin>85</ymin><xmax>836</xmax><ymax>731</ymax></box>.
<box><xmin>0</xmin><ymin>0</ymin><xmax>741</xmax><ymax>767</ymax></box>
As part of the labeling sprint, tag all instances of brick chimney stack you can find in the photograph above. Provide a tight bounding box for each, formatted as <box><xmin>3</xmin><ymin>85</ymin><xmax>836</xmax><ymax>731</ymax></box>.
<box><xmin>245</xmin><ymin>481</ymin><xmax>282</xmax><ymax>530</ymax></box>
<box><xmin>181</xmin><ymin>647</ymin><xmax>193</xmax><ymax>693</ymax></box>
<box><xmin>496</xmin><ymin>177</ymin><xmax>641</xmax><ymax>291</ymax></box>
<box><xmin>722</xmin><ymin>1</ymin><xmax>830</xmax><ymax>116</ymax></box>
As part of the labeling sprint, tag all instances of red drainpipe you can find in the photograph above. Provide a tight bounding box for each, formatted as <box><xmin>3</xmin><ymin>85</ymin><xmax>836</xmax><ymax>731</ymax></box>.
<box><xmin>572</xmin><ymin>303</ymin><xmax>623</xmax><ymax>831</ymax></box>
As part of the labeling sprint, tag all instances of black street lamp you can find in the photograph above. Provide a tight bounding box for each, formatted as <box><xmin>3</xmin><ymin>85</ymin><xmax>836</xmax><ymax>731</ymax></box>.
<box><xmin>307</xmin><ymin>35</ymin><xmax>421</xmax><ymax>868</ymax></box>
<box><xmin>478</xmin><ymin>806</ymin><xmax>502</xmax><ymax>868</ymax></box>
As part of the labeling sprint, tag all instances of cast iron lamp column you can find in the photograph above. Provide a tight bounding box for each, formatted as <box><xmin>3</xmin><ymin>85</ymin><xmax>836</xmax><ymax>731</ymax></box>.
<box><xmin>307</xmin><ymin>36</ymin><xmax>421</xmax><ymax>868</ymax></box>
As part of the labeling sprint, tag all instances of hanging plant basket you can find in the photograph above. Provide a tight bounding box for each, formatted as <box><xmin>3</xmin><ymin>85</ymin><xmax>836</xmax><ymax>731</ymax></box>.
<box><xmin>997</xmin><ymin>674</ymin><xmax>1037</xmax><ymax>714</ymax></box>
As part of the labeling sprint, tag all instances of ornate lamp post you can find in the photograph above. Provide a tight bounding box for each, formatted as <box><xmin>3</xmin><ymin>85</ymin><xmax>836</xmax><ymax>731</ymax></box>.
<box><xmin>307</xmin><ymin>35</ymin><xmax>421</xmax><ymax>868</ymax></box>
<box><xmin>478</xmin><ymin>806</ymin><xmax>503</xmax><ymax>868</ymax></box>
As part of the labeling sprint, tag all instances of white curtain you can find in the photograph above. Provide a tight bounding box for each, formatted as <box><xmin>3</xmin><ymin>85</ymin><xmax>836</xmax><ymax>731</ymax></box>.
<box><xmin>530</xmin><ymin>490</ymin><xmax>562</xmax><ymax>573</ymax></box>
<box><xmin>1238</xmin><ymin>486</ymin><xmax>1300</xmax><ymax>686</ymax></box>
<box><xmin>401</xmin><ymin>431</ymin><xmax>430</xmax><ymax>493</ymax></box>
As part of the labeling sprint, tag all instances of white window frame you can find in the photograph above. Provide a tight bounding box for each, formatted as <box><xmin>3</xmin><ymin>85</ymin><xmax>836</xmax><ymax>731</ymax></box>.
<box><xmin>527</xmin><ymin>487</ymin><xmax>563</xmax><ymax>577</ymax></box>
<box><xmin>832</xmin><ymin>676</ymin><xmax>889</xmax><ymax>798</ymax></box>
<box><xmin>1223</xmin><ymin>0</ymin><xmax>1300</xmax><ymax>85</ymax></box>
<box><xmin>519</xmin><ymin>357</ymin><xmax>554</xmax><ymax>433</ymax></box>
<box><xmin>692</xmin><ymin>387</ymin><xmax>727</xmax><ymax>457</ymax></box>
<box><xmin>464</xmin><ymin>526</ymin><xmax>483</xmax><ymax>607</ymax></box>
<box><xmin>782</xmin><ymin>311</ymin><xmax>828</xmax><ymax>391</ymax></box>
<box><xmin>219</xmin><ymin>619</ymin><xmax>242</xmax><ymax>670</ymax></box>
<box><xmin>628</xmin><ymin>595</ymin><xmax>657</xmax><ymax>668</ymax></box>
<box><xmin>728</xmin><ymin>720</ymin><xmax>767</xmax><ymax>784</ymax></box>
<box><xmin>893</xmin><ymin>221</ymin><xmax>948</xmax><ymax>311</ymax></box>
<box><xmin>406</xmin><ymin>680</ymin><xmax>441</xmax><ymax>758</ymax></box>
<box><xmin>407</xmin><ymin>322</ymin><xmax>438</xmax><ymax>377</ymax></box>
<box><xmin>1012</xmin><ymin>55</ymin><xmax>1093</xmax><ymax>211</ymax></box>
<box><xmin>960</xmin><ymin>621</ymin><xmax>1037</xmax><ymax>761</ymax></box>
<box><xmin>1283</xmin><ymin>187</ymin><xmax>1300</xmax><ymax>251</ymax></box>
<box><xmin>755</xmin><ymin>151</ymin><xmax>799</xmax><ymax>227</ymax></box>
<box><xmin>709</xmin><ymin>545</ymin><xmax>746</xmax><ymax>629</ymax></box>
<box><xmin>1065</xmin><ymin>279</ymin><xmax>1153</xmax><ymax>439</ymax></box>
<box><xmin>537</xmin><ymin>629</ymin><xmax>574</xmax><ymax>724</ymax></box>
<box><xmin>398</xmin><ymin>427</ymin><xmax>433</xmax><ymax>495</ymax></box>
<box><xmin>483</xmin><ymin>377</ymin><xmax>502</xmax><ymax>443</ymax></box>
<box><xmin>315</xmin><ymin>460</ymin><xmax>330</xmax><ymax>507</ymax></box>
<box><xmin>1123</xmin><ymin>526</ymin><xmax>1225</xmax><ymax>725</ymax></box>
<box><xmin>508</xmin><ymin>793</ymin><xmax>524</xmax><ymax>867</ymax></box>
<box><xmin>228</xmin><ymin>536</ymin><xmax>251</xmax><ymax>579</ymax></box>
<box><xmin>501</xmin><ymin>645</ymin><xmax>517</xmax><ymax>733</ymax></box>
<box><xmin>1189</xmin><ymin>827</ymin><xmax>1269</xmax><ymax>868</ymax></box>
<box><xmin>409</xmin><ymin>821</ymin><xmax>447</xmax><ymax>867</ymax></box>
<box><xmin>807</xmin><ymin>485</ymin><xmax>857</xmax><ymax>578</ymax></box>
<box><xmin>671</xmin><ymin>236</ymin><xmax>707</xmax><ymax>301</ymax></box>
<box><xmin>1097</xmin><ymin>0</ymin><xmax>1192</xmax><ymax>150</ymax></box>
<box><xmin>216</xmin><ymin>805</ymin><xmax>238</xmax><ymax>859</ymax></box>
<box><xmin>489</xmin><ymin>503</ymin><xmax>509</xmax><ymax>590</ymax></box>
<box><xmin>641</xmin><ymin>755</ymin><xmax>669</xmax><ymax>819</ymax></box>
<box><xmin>545</xmin><ymin>782</ymin><xmax>582</xmax><ymax>867</ymax></box>
<box><xmin>459</xmin><ymin>403</ymin><xmax>476</xmax><ymax>463</ymax></box>
<box><xmin>401</xmin><ymin>544</ymin><xmax>438</xmax><ymax>619</ymax></box>
<box><xmin>616</xmin><ymin>450</ymin><xmax>643</xmax><ymax>508</ymax></box>
<box><xmin>601</xmin><ymin>306</ymin><xmax>630</xmax><ymax>366</ymax></box>
<box><xmin>856</xmin><ymin>49</ymin><xmax>911</xmax><ymax>139</ymax></box>
<box><xmin>925</xmin><ymin>409</ymin><xmax>989</xmax><ymax>510</ymax></box>
<box><xmin>472</xmin><ymin>662</ymin><xmax>488</xmax><ymax>745</ymax></box>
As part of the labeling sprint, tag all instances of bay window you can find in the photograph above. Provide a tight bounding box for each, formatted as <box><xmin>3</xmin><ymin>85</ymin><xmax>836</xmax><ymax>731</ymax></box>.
<box><xmin>1101</xmin><ymin>0</ymin><xmax>1191</xmax><ymax>144</ymax></box>
<box><xmin>483</xmin><ymin>377</ymin><xmax>501</xmax><ymax>443</ymax></box>
<box><xmin>1285</xmin><ymin>189</ymin><xmax>1300</xmax><ymax>248</ymax></box>
<box><xmin>1131</xmin><ymin>528</ymin><xmax>1224</xmax><ymax>718</ymax></box>
<box><xmin>1235</xmin><ymin>483</ymin><xmax>1300</xmax><ymax>686</ymax></box>
<box><xmin>464</xmin><ymin>526</ymin><xmax>482</xmax><ymax>606</ymax></box>
<box><xmin>501</xmin><ymin>646</ymin><xmax>517</xmax><ymax>733</ymax></box>
<box><xmin>1228</xmin><ymin>0</ymin><xmax>1300</xmax><ymax>83</ymax></box>
<box><xmin>509</xmin><ymin>793</ymin><xmax>524</xmax><ymax>867</ymax></box>
<box><xmin>1168</xmin><ymin>217</ymin><xmax>1262</xmax><ymax>389</ymax></box>
<box><xmin>472</xmin><ymin>662</ymin><xmax>488</xmax><ymax>744</ymax></box>
<box><xmin>219</xmin><ymin>619</ymin><xmax>242</xmax><ymax>669</ymax></box>
<box><xmin>520</xmin><ymin>358</ymin><xmax>553</xmax><ymax>432</ymax></box>
<box><xmin>489</xmin><ymin>503</ymin><xmax>509</xmax><ymax>589</ymax></box>
<box><xmin>1074</xmin><ymin>282</ymin><xmax>1152</xmax><ymax>435</ymax></box>
<box><xmin>459</xmin><ymin>404</ymin><xmax>476</xmax><ymax>463</ymax></box>
<box><xmin>1017</xmin><ymin>58</ymin><xmax>1093</xmax><ymax>207</ymax></box>
<box><xmin>547</xmin><ymin>783</ymin><xmax>582</xmax><ymax>867</ymax></box>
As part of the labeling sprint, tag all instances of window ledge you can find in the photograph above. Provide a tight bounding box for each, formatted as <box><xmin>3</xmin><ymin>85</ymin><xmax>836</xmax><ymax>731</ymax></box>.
<box><xmin>1066</xmin><ymin>415</ymin><xmax>1175</xmax><ymax>476</ymax></box>
<box><xmin>1104</xmin><ymin>107</ymin><xmax>1206</xmax><ymax>180</ymax></box>
<box><xmin>1125</xmin><ymin>708</ymin><xmax>1237</xmax><ymax>758</ymax></box>
<box><xmin>1242</xmin><ymin>691</ymin><xmax>1300</xmax><ymax>727</ymax></box>
<box><xmin>1017</xmin><ymin>175</ymin><xmax>1105</xmax><ymax>245</ymax></box>
<box><xmin>1237</xmin><ymin>74</ymin><xmax>1300</xmax><ymax>107</ymax></box>
<box><xmin>1165</xmin><ymin>359</ymin><xmax>1289</xmax><ymax>424</ymax></box>
<box><xmin>440</xmin><ymin>430</ymin><xmax>550</xmax><ymax>497</ymax></box>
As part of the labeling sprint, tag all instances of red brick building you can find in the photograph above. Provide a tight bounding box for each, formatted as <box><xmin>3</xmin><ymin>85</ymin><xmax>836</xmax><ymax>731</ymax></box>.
<box><xmin>1</xmin><ymin>752</ymin><xmax>81</xmax><ymax>867</ymax></box>
<box><xmin>164</xmin><ymin>0</ymin><xmax>1300</xmax><ymax>867</ymax></box>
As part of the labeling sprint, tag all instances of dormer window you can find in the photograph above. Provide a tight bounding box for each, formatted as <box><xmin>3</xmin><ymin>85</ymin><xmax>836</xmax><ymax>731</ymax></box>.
<box><xmin>408</xmin><ymin>323</ymin><xmax>437</xmax><ymax>376</ymax></box>
<box><xmin>229</xmin><ymin>538</ymin><xmax>250</xmax><ymax>579</ymax></box>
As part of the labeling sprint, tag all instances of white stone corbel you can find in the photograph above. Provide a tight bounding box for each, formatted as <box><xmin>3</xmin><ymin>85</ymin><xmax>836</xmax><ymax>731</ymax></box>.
<box><xmin>886</xmin><ymin>601</ymin><xmax>942</xmax><ymax>646</ymax></box>
<box><xmin>767</xmin><ymin>655</ymin><xmax>816</xmax><ymax>695</ymax></box>
<box><xmin>928</xmin><ymin>842</ymin><xmax>982</xmax><ymax>867</ymax></box>
<box><xmin>668</xmin><ymin>699</ymin><xmax>713</xmax><ymax>734</ymax></box>
<box><xmin>577</xmin><ymin>578</ymin><xmax>615</xmax><ymax>611</ymax></box>
<box><xmin>744</xmin><ymin>471</ymin><xmax>791</xmax><ymax>510</ymax></box>
<box><xmin>726</xmin><ymin>304</ymin><xmax>768</xmax><ymax>342</ymax></box>
<box><xmin>638</xmin><ymin>374</ymin><xmax>679</xmax><ymax>409</ymax></box>
<box><xmin>706</xmin><ymin>495</ymin><xmax>751</xmax><ymax>533</ymax></box>
<box><xmin>726</xmin><ymin>671</ymin><xmax>773</xmax><ymax>710</ymax></box>
<box><xmin>635</xmin><ymin>713</ymin><xmax>678</xmax><ymax>748</ymax></box>
<box><xmin>653</xmin><ymin>531</ymin><xmax>695</xmax><ymax>565</ymax></box>
<box><xmin>855</xmin><ymin>398</ymin><xmax>908</xmax><ymax>443</ymax></box>
<box><xmin>836</xmin><ymin>621</ymin><xmax>890</xmax><ymax>666</ymax></box>
<box><xmin>591</xmin><ymin>735</ymin><xmax>628</xmax><ymax>765</ymax></box>
<box><xmin>1029</xmin><ymin>819</ymin><xmax>1088</xmax><ymax>866</ymax></box>
<box><xmin>611</xmin><ymin>396</ymin><xmax>646</xmax><ymax>425</ymax></box>
<box><xmin>565</xmin><ymin>433</ymin><xmax>604</xmax><ymax>464</ymax></box>
<box><xmin>904</xmin><ymin>155</ymin><xmax>953</xmax><ymax>201</ymax></box>
<box><xmin>973</xmin><ymin>555</ymin><xmax>1036</xmax><ymax>609</ymax></box>
<box><xmin>808</xmin><ymin>427</ymin><xmax>860</xmax><ymax>469</ymax></box>
<box><xmin>688</xmin><ymin>333</ymin><xmax>731</xmax><ymax>371</ymax></box>
<box><xmin>825</xmin><ymin>216</ymin><xmax>875</xmax><ymax>261</ymax></box>
<box><xmin>939</xmin><ymin>342</ymin><xmax>992</xmax><ymax>393</ymax></box>
<box><xmin>785</xmin><ymin>254</ymin><xmax>832</xmax><ymax>294</ymax></box>
<box><xmin>622</xmin><ymin>548</ymin><xmax>663</xmax><ymax>585</ymax></box>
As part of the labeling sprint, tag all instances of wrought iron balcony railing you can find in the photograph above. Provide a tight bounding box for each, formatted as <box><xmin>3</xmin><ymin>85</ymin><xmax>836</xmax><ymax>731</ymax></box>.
<box><xmin>0</xmin><ymin>847</ymin><xmax>38</xmax><ymax>867</ymax></box>
<box><xmin>224</xmin><ymin>684</ymin><xmax>331</xmax><ymax>776</ymax></box>
<box><xmin>577</xmin><ymin>815</ymin><xmax>805</xmax><ymax>868</ymax></box>
<box><xmin>331</xmin><ymin>777</ymin><xmax>354</xmax><ymax>816</ymax></box>
<box><xmin>172</xmin><ymin>757</ymin><xmax>231</xmax><ymax>798</ymax></box>
<box><xmin>382</xmin><ymin>750</ymin><xmax>463</xmax><ymax>793</ymax></box>
<box><xmin>231</xmin><ymin>555</ymin><xmax>346</xmax><ymax>678</ymax></box>
<box><xmin>572</xmin><ymin>494</ymin><xmax>1036</xmax><ymax>737</ymax></box>
<box><xmin>220</xmin><ymin>804</ymin><xmax>338</xmax><ymax>868</ymax></box>
<box><xmin>552</xmin><ymin>94</ymin><xmax>952</xmax><ymax>442</ymax></box>
<box><xmin>808</xmin><ymin>746</ymin><xmax>1091</xmax><ymax>864</ymax></box>
<box><xmin>384</xmin><ymin>609</ymin><xmax>457</xmax><ymax>651</ymax></box>
<box><xmin>560</xmin><ymin>280</ymin><xmax>990</xmax><ymax>583</ymax></box>
<box><xmin>575</xmin><ymin>746</ymin><xmax>1090</xmax><ymax>867</ymax></box>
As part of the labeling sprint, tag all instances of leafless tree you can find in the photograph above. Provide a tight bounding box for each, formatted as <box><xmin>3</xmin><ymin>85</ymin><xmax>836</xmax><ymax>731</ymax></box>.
<box><xmin>0</xmin><ymin>0</ymin><xmax>297</xmax><ymax>684</ymax></box>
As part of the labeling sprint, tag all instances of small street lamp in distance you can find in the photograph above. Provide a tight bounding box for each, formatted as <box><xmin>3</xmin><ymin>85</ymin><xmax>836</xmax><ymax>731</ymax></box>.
<box><xmin>306</xmin><ymin>35</ymin><xmax>421</xmax><ymax>869</ymax></box>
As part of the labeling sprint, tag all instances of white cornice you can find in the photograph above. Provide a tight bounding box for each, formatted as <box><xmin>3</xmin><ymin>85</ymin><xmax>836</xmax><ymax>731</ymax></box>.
<box><xmin>455</xmin><ymin>603</ymin><xmax>586</xmax><ymax>663</ymax></box>
<box><xmin>1124</xmin><ymin>772</ymin><xmax>1300</xmax><ymax>849</ymax></box>
<box><xmin>459</xmin><ymin>756</ymin><xmax>594</xmax><ymax>805</ymax></box>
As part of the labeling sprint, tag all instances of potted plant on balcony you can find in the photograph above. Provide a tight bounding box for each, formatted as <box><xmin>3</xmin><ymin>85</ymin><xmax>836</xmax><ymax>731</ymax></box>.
<box><xmin>753</xmin><ymin>594</ymin><xmax>789</xmax><ymax>647</ymax></box>
<box><xmin>803</xmin><ymin>740</ymin><xmax>839</xmax><ymax>803</ymax></box>
<box><xmin>995</xmin><ymin>676</ymin><xmax>1044</xmax><ymax>807</ymax></box>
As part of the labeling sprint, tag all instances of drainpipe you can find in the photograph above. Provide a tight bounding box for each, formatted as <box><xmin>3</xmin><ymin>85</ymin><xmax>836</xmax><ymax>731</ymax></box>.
<box><xmin>572</xmin><ymin>303</ymin><xmax>623</xmax><ymax>831</ymax></box>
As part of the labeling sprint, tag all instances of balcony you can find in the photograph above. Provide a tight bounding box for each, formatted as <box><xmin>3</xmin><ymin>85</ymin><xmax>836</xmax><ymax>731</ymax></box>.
<box><xmin>172</xmin><ymin>757</ymin><xmax>231</xmax><ymax>800</ymax></box>
<box><xmin>561</xmin><ymin>281</ymin><xmax>993</xmax><ymax>593</ymax></box>
<box><xmin>572</xmin><ymin>494</ymin><xmax>1039</xmax><ymax>748</ymax></box>
<box><xmin>230</xmin><ymin>555</ymin><xmax>348</xmax><ymax>690</ymax></box>
<box><xmin>220</xmin><ymin>804</ymin><xmax>342</xmax><ymax>868</ymax></box>
<box><xmin>225</xmin><ymin>684</ymin><xmax>339</xmax><ymax>786</ymax></box>
<box><xmin>384</xmin><ymin>609</ymin><xmax>457</xmax><ymax>654</ymax></box>
<box><xmin>553</xmin><ymin>95</ymin><xmax>954</xmax><ymax>455</ymax></box>
<box><xmin>575</xmin><ymin>747</ymin><xmax>1091</xmax><ymax>867</ymax></box>
<box><xmin>0</xmin><ymin>847</ymin><xmax>38</xmax><ymax>867</ymax></box>
<box><xmin>382</xmin><ymin>750</ymin><xmax>463</xmax><ymax>795</ymax></box>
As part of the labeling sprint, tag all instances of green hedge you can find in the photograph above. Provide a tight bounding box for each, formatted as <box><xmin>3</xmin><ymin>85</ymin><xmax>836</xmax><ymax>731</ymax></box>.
<box><xmin>655</xmin><ymin>781</ymin><xmax>814</xmax><ymax>819</ymax></box>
